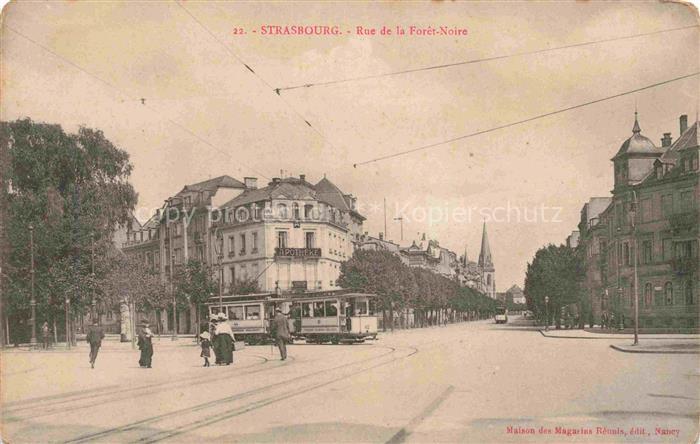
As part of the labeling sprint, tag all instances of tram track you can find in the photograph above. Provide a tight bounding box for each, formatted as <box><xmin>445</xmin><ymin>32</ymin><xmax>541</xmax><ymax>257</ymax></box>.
<box><xmin>64</xmin><ymin>345</ymin><xmax>415</xmax><ymax>443</ymax></box>
<box><xmin>4</xmin><ymin>353</ymin><xmax>277</xmax><ymax>422</ymax></box>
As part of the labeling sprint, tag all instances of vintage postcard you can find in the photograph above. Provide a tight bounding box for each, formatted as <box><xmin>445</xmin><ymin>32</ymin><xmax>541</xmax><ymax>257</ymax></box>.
<box><xmin>0</xmin><ymin>1</ymin><xmax>699</xmax><ymax>443</ymax></box>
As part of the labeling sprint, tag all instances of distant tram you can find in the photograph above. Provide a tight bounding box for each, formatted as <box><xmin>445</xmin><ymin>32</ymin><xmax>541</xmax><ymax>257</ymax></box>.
<box><xmin>206</xmin><ymin>290</ymin><xmax>378</xmax><ymax>344</ymax></box>
<box><xmin>494</xmin><ymin>306</ymin><xmax>508</xmax><ymax>324</ymax></box>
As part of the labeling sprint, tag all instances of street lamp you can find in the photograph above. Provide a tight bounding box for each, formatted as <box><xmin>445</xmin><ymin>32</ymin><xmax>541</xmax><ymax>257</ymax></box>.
<box><xmin>91</xmin><ymin>232</ymin><xmax>97</xmax><ymax>323</ymax></box>
<box><xmin>629</xmin><ymin>191</ymin><xmax>639</xmax><ymax>346</ymax></box>
<box><xmin>65</xmin><ymin>296</ymin><xmax>70</xmax><ymax>349</ymax></box>
<box><xmin>171</xmin><ymin>252</ymin><xmax>177</xmax><ymax>341</ymax></box>
<box><xmin>28</xmin><ymin>224</ymin><xmax>37</xmax><ymax>344</ymax></box>
<box><xmin>544</xmin><ymin>296</ymin><xmax>549</xmax><ymax>331</ymax></box>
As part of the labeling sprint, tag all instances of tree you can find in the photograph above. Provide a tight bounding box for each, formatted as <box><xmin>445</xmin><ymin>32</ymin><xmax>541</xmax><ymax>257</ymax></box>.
<box><xmin>98</xmin><ymin>251</ymin><xmax>167</xmax><ymax>340</ymax></box>
<box><xmin>174</xmin><ymin>259</ymin><xmax>217</xmax><ymax>334</ymax></box>
<box><xmin>1</xmin><ymin>119</ymin><xmax>137</xmax><ymax>341</ymax></box>
<box><xmin>524</xmin><ymin>244</ymin><xmax>584</xmax><ymax>328</ymax></box>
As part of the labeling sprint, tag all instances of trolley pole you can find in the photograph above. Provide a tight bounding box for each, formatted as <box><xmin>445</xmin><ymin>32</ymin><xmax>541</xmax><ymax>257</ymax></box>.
<box><xmin>29</xmin><ymin>224</ymin><xmax>37</xmax><ymax>344</ymax></box>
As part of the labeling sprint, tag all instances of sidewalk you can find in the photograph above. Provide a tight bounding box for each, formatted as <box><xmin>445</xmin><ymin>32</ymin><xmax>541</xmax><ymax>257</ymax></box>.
<box><xmin>538</xmin><ymin>328</ymin><xmax>700</xmax><ymax>340</ymax></box>
<box><xmin>610</xmin><ymin>341</ymin><xmax>700</xmax><ymax>354</ymax></box>
<box><xmin>1</xmin><ymin>335</ymin><xmax>201</xmax><ymax>353</ymax></box>
<box><xmin>538</xmin><ymin>328</ymin><xmax>700</xmax><ymax>354</ymax></box>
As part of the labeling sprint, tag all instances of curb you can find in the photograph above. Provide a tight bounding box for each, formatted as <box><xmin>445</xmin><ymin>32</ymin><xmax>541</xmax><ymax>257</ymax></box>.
<box><xmin>539</xmin><ymin>329</ymin><xmax>700</xmax><ymax>341</ymax></box>
<box><xmin>609</xmin><ymin>344</ymin><xmax>700</xmax><ymax>355</ymax></box>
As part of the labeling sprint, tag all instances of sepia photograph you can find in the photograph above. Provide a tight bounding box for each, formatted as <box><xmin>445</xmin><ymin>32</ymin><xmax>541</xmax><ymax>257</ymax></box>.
<box><xmin>0</xmin><ymin>1</ymin><xmax>698</xmax><ymax>442</ymax></box>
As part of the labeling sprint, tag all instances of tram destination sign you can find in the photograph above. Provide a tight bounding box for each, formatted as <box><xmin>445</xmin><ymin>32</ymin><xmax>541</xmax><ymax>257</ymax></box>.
<box><xmin>275</xmin><ymin>247</ymin><xmax>322</xmax><ymax>258</ymax></box>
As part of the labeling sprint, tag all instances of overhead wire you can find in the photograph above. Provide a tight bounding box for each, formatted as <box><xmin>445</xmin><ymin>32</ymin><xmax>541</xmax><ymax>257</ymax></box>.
<box><xmin>275</xmin><ymin>24</ymin><xmax>699</xmax><ymax>93</ymax></box>
<box><xmin>5</xmin><ymin>25</ymin><xmax>270</xmax><ymax>181</ymax></box>
<box><xmin>353</xmin><ymin>72</ymin><xmax>700</xmax><ymax>167</ymax></box>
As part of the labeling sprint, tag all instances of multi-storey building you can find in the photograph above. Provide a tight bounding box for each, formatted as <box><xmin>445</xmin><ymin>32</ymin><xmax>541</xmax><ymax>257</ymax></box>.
<box><xmin>212</xmin><ymin>174</ymin><xmax>364</xmax><ymax>295</ymax></box>
<box><xmin>121</xmin><ymin>175</ymin><xmax>247</xmax><ymax>335</ymax></box>
<box><xmin>578</xmin><ymin>114</ymin><xmax>698</xmax><ymax>331</ymax></box>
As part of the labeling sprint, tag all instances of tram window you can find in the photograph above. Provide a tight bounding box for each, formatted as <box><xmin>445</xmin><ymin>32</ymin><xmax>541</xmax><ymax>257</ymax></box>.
<box><xmin>368</xmin><ymin>299</ymin><xmax>376</xmax><ymax>315</ymax></box>
<box><xmin>356</xmin><ymin>300</ymin><xmax>368</xmax><ymax>315</ymax></box>
<box><xmin>313</xmin><ymin>301</ymin><xmax>325</xmax><ymax>317</ymax></box>
<box><xmin>245</xmin><ymin>305</ymin><xmax>261</xmax><ymax>320</ymax></box>
<box><xmin>228</xmin><ymin>306</ymin><xmax>244</xmax><ymax>320</ymax></box>
<box><xmin>302</xmin><ymin>302</ymin><xmax>312</xmax><ymax>318</ymax></box>
<box><xmin>325</xmin><ymin>300</ymin><xmax>338</xmax><ymax>317</ymax></box>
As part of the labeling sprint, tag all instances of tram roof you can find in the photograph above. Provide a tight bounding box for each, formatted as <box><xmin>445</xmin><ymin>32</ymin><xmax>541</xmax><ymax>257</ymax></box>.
<box><xmin>204</xmin><ymin>290</ymin><xmax>377</xmax><ymax>305</ymax></box>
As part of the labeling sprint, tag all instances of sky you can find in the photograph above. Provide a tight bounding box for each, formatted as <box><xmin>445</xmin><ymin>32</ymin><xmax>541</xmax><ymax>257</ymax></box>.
<box><xmin>1</xmin><ymin>1</ymin><xmax>698</xmax><ymax>291</ymax></box>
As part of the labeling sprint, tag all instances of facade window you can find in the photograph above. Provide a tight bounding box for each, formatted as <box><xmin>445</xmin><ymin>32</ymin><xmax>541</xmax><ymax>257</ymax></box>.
<box><xmin>680</xmin><ymin>190</ymin><xmax>694</xmax><ymax>212</ymax></box>
<box><xmin>641</xmin><ymin>199</ymin><xmax>652</xmax><ymax>223</ymax></box>
<box><xmin>692</xmin><ymin>156</ymin><xmax>699</xmax><ymax>171</ymax></box>
<box><xmin>277</xmin><ymin>203</ymin><xmax>288</xmax><ymax>219</ymax></box>
<box><xmin>675</xmin><ymin>240</ymin><xmax>697</xmax><ymax>259</ymax></box>
<box><xmin>293</xmin><ymin>203</ymin><xmax>300</xmax><ymax>220</ymax></box>
<box><xmin>305</xmin><ymin>232</ymin><xmax>316</xmax><ymax>249</ymax></box>
<box><xmin>230</xmin><ymin>266</ymin><xmax>236</xmax><ymax>284</ymax></box>
<box><xmin>686</xmin><ymin>281</ymin><xmax>695</xmax><ymax>305</ymax></box>
<box><xmin>277</xmin><ymin>231</ymin><xmax>288</xmax><ymax>249</ymax></box>
<box><xmin>252</xmin><ymin>204</ymin><xmax>260</xmax><ymax>220</ymax></box>
<box><xmin>252</xmin><ymin>232</ymin><xmax>258</xmax><ymax>252</ymax></box>
<box><xmin>662</xmin><ymin>238</ymin><xmax>672</xmax><ymax>261</ymax></box>
<box><xmin>664</xmin><ymin>282</ymin><xmax>673</xmax><ymax>306</ymax></box>
<box><xmin>642</xmin><ymin>240</ymin><xmax>652</xmax><ymax>265</ymax></box>
<box><xmin>623</xmin><ymin>242</ymin><xmax>630</xmax><ymax>266</ymax></box>
<box><xmin>239</xmin><ymin>233</ymin><xmax>246</xmax><ymax>255</ymax></box>
<box><xmin>228</xmin><ymin>235</ymin><xmax>235</xmax><ymax>255</ymax></box>
<box><xmin>644</xmin><ymin>283</ymin><xmax>652</xmax><ymax>306</ymax></box>
<box><xmin>304</xmin><ymin>204</ymin><xmax>313</xmax><ymax>219</ymax></box>
<box><xmin>661</xmin><ymin>194</ymin><xmax>673</xmax><ymax>217</ymax></box>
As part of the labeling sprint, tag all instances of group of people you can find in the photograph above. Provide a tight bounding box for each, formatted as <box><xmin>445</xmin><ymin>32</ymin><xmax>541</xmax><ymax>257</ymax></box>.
<box><xmin>200</xmin><ymin>312</ymin><xmax>236</xmax><ymax>366</ymax></box>
<box><xmin>81</xmin><ymin>308</ymin><xmax>291</xmax><ymax>370</ymax></box>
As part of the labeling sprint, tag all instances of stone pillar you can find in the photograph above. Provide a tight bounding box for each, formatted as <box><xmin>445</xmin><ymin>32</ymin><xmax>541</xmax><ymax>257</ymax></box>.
<box><xmin>120</xmin><ymin>300</ymin><xmax>131</xmax><ymax>342</ymax></box>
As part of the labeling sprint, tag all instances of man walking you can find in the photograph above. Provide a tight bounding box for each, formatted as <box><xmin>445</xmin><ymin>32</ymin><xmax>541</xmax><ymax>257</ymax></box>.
<box><xmin>86</xmin><ymin>320</ymin><xmax>105</xmax><ymax>369</ymax></box>
<box><xmin>271</xmin><ymin>307</ymin><xmax>291</xmax><ymax>361</ymax></box>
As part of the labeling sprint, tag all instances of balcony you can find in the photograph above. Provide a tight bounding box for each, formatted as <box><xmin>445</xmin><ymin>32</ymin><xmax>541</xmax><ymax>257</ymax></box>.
<box><xmin>671</xmin><ymin>256</ymin><xmax>699</xmax><ymax>276</ymax></box>
<box><xmin>670</xmin><ymin>209</ymin><xmax>699</xmax><ymax>235</ymax></box>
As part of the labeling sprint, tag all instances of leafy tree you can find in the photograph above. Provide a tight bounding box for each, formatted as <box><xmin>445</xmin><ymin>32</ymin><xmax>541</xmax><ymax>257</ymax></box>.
<box><xmin>524</xmin><ymin>244</ymin><xmax>584</xmax><ymax>328</ymax></box>
<box><xmin>1</xmin><ymin>119</ymin><xmax>137</xmax><ymax>340</ymax></box>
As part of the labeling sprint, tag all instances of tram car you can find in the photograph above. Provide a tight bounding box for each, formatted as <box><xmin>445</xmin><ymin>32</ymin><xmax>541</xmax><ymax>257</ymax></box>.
<box><xmin>206</xmin><ymin>291</ymin><xmax>378</xmax><ymax>344</ymax></box>
<box><xmin>290</xmin><ymin>292</ymin><xmax>378</xmax><ymax>344</ymax></box>
<box><xmin>206</xmin><ymin>293</ymin><xmax>279</xmax><ymax>345</ymax></box>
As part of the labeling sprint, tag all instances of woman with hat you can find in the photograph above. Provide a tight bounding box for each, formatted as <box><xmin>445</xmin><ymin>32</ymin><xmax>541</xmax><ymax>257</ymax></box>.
<box><xmin>137</xmin><ymin>320</ymin><xmax>154</xmax><ymax>368</ymax></box>
<box><xmin>210</xmin><ymin>314</ymin><xmax>222</xmax><ymax>364</ymax></box>
<box><xmin>214</xmin><ymin>312</ymin><xmax>235</xmax><ymax>365</ymax></box>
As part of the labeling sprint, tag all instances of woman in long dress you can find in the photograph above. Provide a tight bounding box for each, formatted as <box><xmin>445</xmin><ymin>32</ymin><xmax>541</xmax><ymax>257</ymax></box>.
<box><xmin>215</xmin><ymin>313</ymin><xmax>235</xmax><ymax>365</ymax></box>
<box><xmin>137</xmin><ymin>320</ymin><xmax>154</xmax><ymax>368</ymax></box>
<box><xmin>210</xmin><ymin>315</ymin><xmax>222</xmax><ymax>365</ymax></box>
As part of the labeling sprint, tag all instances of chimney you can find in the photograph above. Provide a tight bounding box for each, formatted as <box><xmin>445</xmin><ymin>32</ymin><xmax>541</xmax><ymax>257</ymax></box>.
<box><xmin>299</xmin><ymin>174</ymin><xmax>306</xmax><ymax>182</ymax></box>
<box><xmin>661</xmin><ymin>133</ymin><xmax>672</xmax><ymax>147</ymax></box>
<box><xmin>244</xmin><ymin>177</ymin><xmax>258</xmax><ymax>189</ymax></box>
<box><xmin>680</xmin><ymin>114</ymin><xmax>688</xmax><ymax>135</ymax></box>
<box><xmin>379</xmin><ymin>232</ymin><xmax>384</xmax><ymax>240</ymax></box>
<box><xmin>270</xmin><ymin>177</ymin><xmax>281</xmax><ymax>186</ymax></box>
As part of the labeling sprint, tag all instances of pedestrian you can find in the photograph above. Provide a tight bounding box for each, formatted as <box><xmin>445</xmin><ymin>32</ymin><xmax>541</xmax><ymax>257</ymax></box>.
<box><xmin>86</xmin><ymin>320</ymin><xmax>105</xmax><ymax>369</ymax></box>
<box><xmin>199</xmin><ymin>330</ymin><xmax>211</xmax><ymax>367</ymax></box>
<box><xmin>210</xmin><ymin>314</ymin><xmax>222</xmax><ymax>365</ymax></box>
<box><xmin>271</xmin><ymin>307</ymin><xmax>291</xmax><ymax>361</ymax></box>
<box><xmin>137</xmin><ymin>320</ymin><xmax>154</xmax><ymax>368</ymax></box>
<box><xmin>41</xmin><ymin>321</ymin><xmax>50</xmax><ymax>350</ymax></box>
<box><xmin>214</xmin><ymin>312</ymin><xmax>234</xmax><ymax>365</ymax></box>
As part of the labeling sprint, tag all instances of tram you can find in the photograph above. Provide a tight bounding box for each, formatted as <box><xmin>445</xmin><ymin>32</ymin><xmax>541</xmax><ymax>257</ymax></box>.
<box><xmin>206</xmin><ymin>290</ymin><xmax>378</xmax><ymax>344</ymax></box>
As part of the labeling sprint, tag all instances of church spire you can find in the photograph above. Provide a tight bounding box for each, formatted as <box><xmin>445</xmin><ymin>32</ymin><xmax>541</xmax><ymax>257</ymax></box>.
<box><xmin>478</xmin><ymin>221</ymin><xmax>493</xmax><ymax>270</ymax></box>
